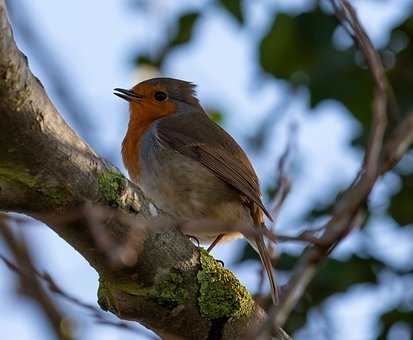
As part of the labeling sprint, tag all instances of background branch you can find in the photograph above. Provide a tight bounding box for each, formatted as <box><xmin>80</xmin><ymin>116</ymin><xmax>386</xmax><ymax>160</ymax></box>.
<box><xmin>0</xmin><ymin>215</ymin><xmax>73</xmax><ymax>340</ymax></box>
<box><xmin>256</xmin><ymin>0</ymin><xmax>413</xmax><ymax>336</ymax></box>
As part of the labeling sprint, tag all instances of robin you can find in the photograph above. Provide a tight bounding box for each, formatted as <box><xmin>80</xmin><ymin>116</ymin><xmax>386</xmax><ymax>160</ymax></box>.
<box><xmin>114</xmin><ymin>77</ymin><xmax>278</xmax><ymax>304</ymax></box>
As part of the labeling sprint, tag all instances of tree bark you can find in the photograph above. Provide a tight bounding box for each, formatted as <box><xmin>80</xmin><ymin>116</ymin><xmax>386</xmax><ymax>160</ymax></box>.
<box><xmin>0</xmin><ymin>2</ymin><xmax>289</xmax><ymax>339</ymax></box>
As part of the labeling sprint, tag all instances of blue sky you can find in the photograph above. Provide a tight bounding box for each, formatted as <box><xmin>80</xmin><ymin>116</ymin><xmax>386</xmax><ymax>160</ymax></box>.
<box><xmin>1</xmin><ymin>1</ymin><xmax>412</xmax><ymax>339</ymax></box>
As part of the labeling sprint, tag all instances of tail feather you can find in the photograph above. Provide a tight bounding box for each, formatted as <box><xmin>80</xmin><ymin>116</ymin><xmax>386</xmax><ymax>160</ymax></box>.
<box><xmin>248</xmin><ymin>203</ymin><xmax>279</xmax><ymax>305</ymax></box>
<box><xmin>248</xmin><ymin>230</ymin><xmax>279</xmax><ymax>305</ymax></box>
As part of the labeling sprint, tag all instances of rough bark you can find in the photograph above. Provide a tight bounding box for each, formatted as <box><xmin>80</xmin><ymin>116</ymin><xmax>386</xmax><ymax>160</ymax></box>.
<box><xmin>0</xmin><ymin>2</ymin><xmax>291</xmax><ymax>339</ymax></box>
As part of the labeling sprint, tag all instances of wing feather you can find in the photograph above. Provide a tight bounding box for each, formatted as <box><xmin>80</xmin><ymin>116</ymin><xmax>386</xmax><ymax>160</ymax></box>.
<box><xmin>155</xmin><ymin>112</ymin><xmax>272</xmax><ymax>220</ymax></box>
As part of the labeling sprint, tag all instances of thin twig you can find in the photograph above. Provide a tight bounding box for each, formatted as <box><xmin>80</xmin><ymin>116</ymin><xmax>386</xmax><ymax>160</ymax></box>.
<box><xmin>330</xmin><ymin>0</ymin><xmax>399</xmax><ymax>122</ymax></box>
<box><xmin>0</xmin><ymin>215</ymin><xmax>74</xmax><ymax>340</ymax></box>
<box><xmin>269</xmin><ymin>122</ymin><xmax>297</xmax><ymax>222</ymax></box>
<box><xmin>255</xmin><ymin>123</ymin><xmax>296</xmax><ymax>299</ymax></box>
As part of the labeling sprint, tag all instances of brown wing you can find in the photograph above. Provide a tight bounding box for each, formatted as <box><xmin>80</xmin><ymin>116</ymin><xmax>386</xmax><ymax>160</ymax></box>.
<box><xmin>155</xmin><ymin>110</ymin><xmax>272</xmax><ymax>221</ymax></box>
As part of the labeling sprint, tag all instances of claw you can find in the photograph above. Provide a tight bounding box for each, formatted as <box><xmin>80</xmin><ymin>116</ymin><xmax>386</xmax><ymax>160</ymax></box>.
<box><xmin>216</xmin><ymin>259</ymin><xmax>225</xmax><ymax>267</ymax></box>
<box><xmin>185</xmin><ymin>234</ymin><xmax>200</xmax><ymax>248</ymax></box>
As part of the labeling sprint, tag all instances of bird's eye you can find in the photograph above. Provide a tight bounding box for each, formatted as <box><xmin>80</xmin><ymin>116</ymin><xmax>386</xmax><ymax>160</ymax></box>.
<box><xmin>154</xmin><ymin>91</ymin><xmax>168</xmax><ymax>102</ymax></box>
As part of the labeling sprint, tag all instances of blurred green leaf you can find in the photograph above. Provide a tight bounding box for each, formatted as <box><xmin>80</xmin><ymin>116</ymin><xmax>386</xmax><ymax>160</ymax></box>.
<box><xmin>381</xmin><ymin>309</ymin><xmax>413</xmax><ymax>324</ymax></box>
<box><xmin>132</xmin><ymin>12</ymin><xmax>200</xmax><ymax>70</ymax></box>
<box><xmin>306</xmin><ymin>204</ymin><xmax>332</xmax><ymax>220</ymax></box>
<box><xmin>279</xmin><ymin>253</ymin><xmax>385</xmax><ymax>333</ymax></box>
<box><xmin>311</xmin><ymin>254</ymin><xmax>382</xmax><ymax>294</ymax></box>
<box><xmin>277</xmin><ymin>253</ymin><xmax>383</xmax><ymax>289</ymax></box>
<box><xmin>133</xmin><ymin>54</ymin><xmax>161</xmax><ymax>68</ymax></box>
<box><xmin>236</xmin><ymin>243</ymin><xmax>260</xmax><ymax>263</ymax></box>
<box><xmin>220</xmin><ymin>0</ymin><xmax>243</xmax><ymax>24</ymax></box>
<box><xmin>170</xmin><ymin>12</ymin><xmax>200</xmax><ymax>48</ymax></box>
<box><xmin>378</xmin><ymin>309</ymin><xmax>413</xmax><ymax>340</ymax></box>
<box><xmin>209</xmin><ymin>110</ymin><xmax>224</xmax><ymax>124</ymax></box>
<box><xmin>259</xmin><ymin>9</ymin><xmax>374</xmax><ymax>129</ymax></box>
<box><xmin>387</xmin><ymin>16</ymin><xmax>413</xmax><ymax>115</ymax></box>
<box><xmin>388</xmin><ymin>175</ymin><xmax>413</xmax><ymax>226</ymax></box>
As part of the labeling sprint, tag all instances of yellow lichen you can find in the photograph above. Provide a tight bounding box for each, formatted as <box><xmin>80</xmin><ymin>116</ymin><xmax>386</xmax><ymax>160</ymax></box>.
<box><xmin>197</xmin><ymin>248</ymin><xmax>254</xmax><ymax>319</ymax></box>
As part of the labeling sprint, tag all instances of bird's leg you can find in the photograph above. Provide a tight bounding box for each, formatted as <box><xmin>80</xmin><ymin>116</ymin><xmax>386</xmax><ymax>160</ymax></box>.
<box><xmin>185</xmin><ymin>234</ymin><xmax>200</xmax><ymax>248</ymax></box>
<box><xmin>207</xmin><ymin>234</ymin><xmax>225</xmax><ymax>253</ymax></box>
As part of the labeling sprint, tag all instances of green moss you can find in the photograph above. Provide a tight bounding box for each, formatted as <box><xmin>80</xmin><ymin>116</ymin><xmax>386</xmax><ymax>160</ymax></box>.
<box><xmin>44</xmin><ymin>187</ymin><xmax>67</xmax><ymax>205</ymax></box>
<box><xmin>98</xmin><ymin>269</ymin><xmax>189</xmax><ymax>310</ymax></box>
<box><xmin>98</xmin><ymin>171</ymin><xmax>126</xmax><ymax>207</ymax></box>
<box><xmin>197</xmin><ymin>249</ymin><xmax>254</xmax><ymax>320</ymax></box>
<box><xmin>98</xmin><ymin>251</ymin><xmax>254</xmax><ymax>320</ymax></box>
<box><xmin>153</xmin><ymin>270</ymin><xmax>188</xmax><ymax>306</ymax></box>
<box><xmin>0</xmin><ymin>164</ymin><xmax>68</xmax><ymax>206</ymax></box>
<box><xmin>0</xmin><ymin>165</ymin><xmax>38</xmax><ymax>188</ymax></box>
<box><xmin>97</xmin><ymin>279</ymin><xmax>113</xmax><ymax>311</ymax></box>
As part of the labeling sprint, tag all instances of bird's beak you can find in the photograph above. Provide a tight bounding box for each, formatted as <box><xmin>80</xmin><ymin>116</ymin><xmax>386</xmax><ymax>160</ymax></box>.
<box><xmin>113</xmin><ymin>88</ymin><xmax>143</xmax><ymax>102</ymax></box>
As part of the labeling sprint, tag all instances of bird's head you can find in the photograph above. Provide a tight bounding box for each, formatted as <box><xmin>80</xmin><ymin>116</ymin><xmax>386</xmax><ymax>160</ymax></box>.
<box><xmin>114</xmin><ymin>77</ymin><xmax>199</xmax><ymax>122</ymax></box>
<box><xmin>115</xmin><ymin>78</ymin><xmax>200</xmax><ymax>182</ymax></box>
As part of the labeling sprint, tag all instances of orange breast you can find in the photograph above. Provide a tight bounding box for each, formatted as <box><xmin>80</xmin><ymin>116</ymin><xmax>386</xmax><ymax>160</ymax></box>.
<box><xmin>122</xmin><ymin>113</ymin><xmax>148</xmax><ymax>183</ymax></box>
<box><xmin>122</xmin><ymin>99</ymin><xmax>176</xmax><ymax>183</ymax></box>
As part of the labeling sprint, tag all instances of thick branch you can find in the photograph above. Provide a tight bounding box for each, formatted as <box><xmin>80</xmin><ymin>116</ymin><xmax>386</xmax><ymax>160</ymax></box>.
<box><xmin>0</xmin><ymin>2</ymin><xmax>290</xmax><ymax>339</ymax></box>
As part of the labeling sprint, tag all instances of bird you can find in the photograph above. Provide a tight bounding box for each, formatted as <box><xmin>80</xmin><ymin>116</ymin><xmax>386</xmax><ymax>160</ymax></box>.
<box><xmin>114</xmin><ymin>77</ymin><xmax>278</xmax><ymax>304</ymax></box>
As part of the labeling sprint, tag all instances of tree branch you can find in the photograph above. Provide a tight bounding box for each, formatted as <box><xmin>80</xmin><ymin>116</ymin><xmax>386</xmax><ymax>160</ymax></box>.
<box><xmin>0</xmin><ymin>2</ymin><xmax>291</xmax><ymax>339</ymax></box>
